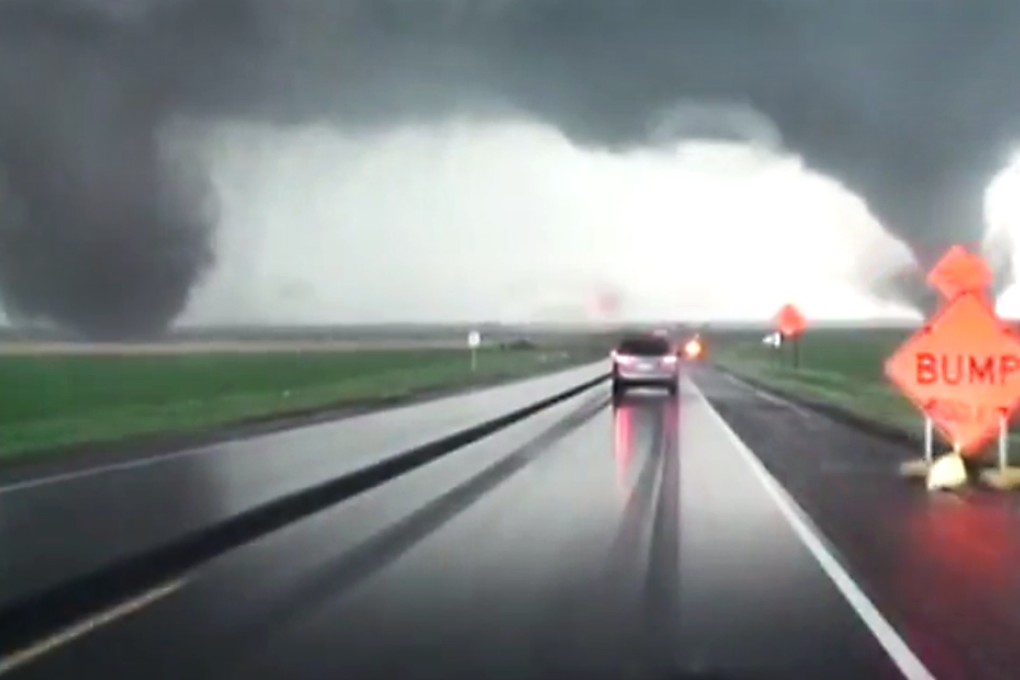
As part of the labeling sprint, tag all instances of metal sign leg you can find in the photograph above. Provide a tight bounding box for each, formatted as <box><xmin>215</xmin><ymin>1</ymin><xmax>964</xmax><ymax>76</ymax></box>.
<box><xmin>901</xmin><ymin>415</ymin><xmax>935</xmax><ymax>480</ymax></box>
<box><xmin>979</xmin><ymin>410</ymin><xmax>1020</xmax><ymax>491</ymax></box>
<box><xmin>924</xmin><ymin>416</ymin><xmax>933</xmax><ymax>465</ymax></box>
<box><xmin>999</xmin><ymin>412</ymin><xmax>1009</xmax><ymax>474</ymax></box>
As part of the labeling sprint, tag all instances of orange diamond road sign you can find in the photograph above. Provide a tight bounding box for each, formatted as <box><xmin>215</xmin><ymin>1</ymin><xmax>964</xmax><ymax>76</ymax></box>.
<box><xmin>775</xmin><ymin>303</ymin><xmax>807</xmax><ymax>338</ymax></box>
<box><xmin>926</xmin><ymin>245</ymin><xmax>993</xmax><ymax>302</ymax></box>
<box><xmin>885</xmin><ymin>293</ymin><xmax>1020</xmax><ymax>455</ymax></box>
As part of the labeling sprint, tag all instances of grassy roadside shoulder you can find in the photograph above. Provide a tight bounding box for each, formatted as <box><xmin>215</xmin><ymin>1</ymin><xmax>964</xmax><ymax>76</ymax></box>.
<box><xmin>710</xmin><ymin>328</ymin><xmax>1020</xmax><ymax>461</ymax></box>
<box><xmin>712</xmin><ymin>330</ymin><xmax>917</xmax><ymax>428</ymax></box>
<box><xmin>0</xmin><ymin>347</ymin><xmax>598</xmax><ymax>461</ymax></box>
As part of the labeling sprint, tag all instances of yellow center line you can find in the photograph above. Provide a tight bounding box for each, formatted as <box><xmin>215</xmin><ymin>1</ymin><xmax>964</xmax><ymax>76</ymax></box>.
<box><xmin>0</xmin><ymin>579</ymin><xmax>186</xmax><ymax>676</ymax></box>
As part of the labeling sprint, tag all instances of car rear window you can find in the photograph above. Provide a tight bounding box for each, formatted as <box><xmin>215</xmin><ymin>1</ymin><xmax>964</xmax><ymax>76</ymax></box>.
<box><xmin>616</xmin><ymin>337</ymin><xmax>670</xmax><ymax>356</ymax></box>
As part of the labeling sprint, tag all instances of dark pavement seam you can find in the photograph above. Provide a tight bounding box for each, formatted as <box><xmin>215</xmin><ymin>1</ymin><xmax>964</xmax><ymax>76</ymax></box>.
<box><xmin>0</xmin><ymin>373</ymin><xmax>609</xmax><ymax>658</ymax></box>
<box><xmin>195</xmin><ymin>393</ymin><xmax>611</xmax><ymax>677</ymax></box>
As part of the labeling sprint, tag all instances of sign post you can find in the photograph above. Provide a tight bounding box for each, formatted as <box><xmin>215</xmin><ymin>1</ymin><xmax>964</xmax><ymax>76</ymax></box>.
<box><xmin>904</xmin><ymin>415</ymin><xmax>937</xmax><ymax>481</ymax></box>
<box><xmin>885</xmin><ymin>245</ymin><xmax>1020</xmax><ymax>490</ymax></box>
<box><xmin>923</xmin><ymin>416</ymin><xmax>933</xmax><ymax>466</ymax></box>
<box><xmin>998</xmin><ymin>411</ymin><xmax>1010</xmax><ymax>477</ymax></box>
<box><xmin>468</xmin><ymin>330</ymin><xmax>481</xmax><ymax>372</ymax></box>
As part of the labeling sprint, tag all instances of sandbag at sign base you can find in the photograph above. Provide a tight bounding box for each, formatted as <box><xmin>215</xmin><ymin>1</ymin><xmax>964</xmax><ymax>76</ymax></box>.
<box><xmin>980</xmin><ymin>467</ymin><xmax>1020</xmax><ymax>491</ymax></box>
<box><xmin>898</xmin><ymin>458</ymin><xmax>931</xmax><ymax>479</ymax></box>
<box><xmin>926</xmin><ymin>452</ymin><xmax>968</xmax><ymax>491</ymax></box>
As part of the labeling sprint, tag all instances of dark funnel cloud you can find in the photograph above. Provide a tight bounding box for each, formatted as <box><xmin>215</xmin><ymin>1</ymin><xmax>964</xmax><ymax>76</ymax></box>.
<box><xmin>3</xmin><ymin>0</ymin><xmax>1020</xmax><ymax>336</ymax></box>
<box><xmin>0</xmin><ymin>0</ymin><xmax>219</xmax><ymax>338</ymax></box>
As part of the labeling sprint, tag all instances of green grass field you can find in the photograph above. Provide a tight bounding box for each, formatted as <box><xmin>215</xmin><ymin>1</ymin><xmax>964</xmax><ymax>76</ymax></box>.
<box><xmin>0</xmin><ymin>347</ymin><xmax>591</xmax><ymax>460</ymax></box>
<box><xmin>710</xmin><ymin>326</ymin><xmax>1020</xmax><ymax>460</ymax></box>
<box><xmin>710</xmin><ymin>327</ymin><xmax>930</xmax><ymax>435</ymax></box>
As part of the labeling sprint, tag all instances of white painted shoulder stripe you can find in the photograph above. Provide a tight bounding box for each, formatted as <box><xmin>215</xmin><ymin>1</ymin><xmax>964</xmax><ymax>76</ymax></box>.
<box><xmin>684</xmin><ymin>377</ymin><xmax>937</xmax><ymax>680</ymax></box>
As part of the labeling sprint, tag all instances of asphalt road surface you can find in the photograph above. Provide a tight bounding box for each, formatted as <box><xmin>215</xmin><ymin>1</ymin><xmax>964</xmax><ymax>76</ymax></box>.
<box><xmin>0</xmin><ymin>363</ymin><xmax>604</xmax><ymax>614</ymax></box>
<box><xmin>1</xmin><ymin>369</ymin><xmax>930</xmax><ymax>680</ymax></box>
<box><xmin>699</xmin><ymin>366</ymin><xmax>1020</xmax><ymax>680</ymax></box>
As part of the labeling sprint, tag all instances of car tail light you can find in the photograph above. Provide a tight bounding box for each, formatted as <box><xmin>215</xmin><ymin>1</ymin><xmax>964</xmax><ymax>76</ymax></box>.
<box><xmin>661</xmin><ymin>355</ymin><xmax>678</xmax><ymax>364</ymax></box>
<box><xmin>611</xmin><ymin>351</ymin><xmax>637</xmax><ymax>365</ymax></box>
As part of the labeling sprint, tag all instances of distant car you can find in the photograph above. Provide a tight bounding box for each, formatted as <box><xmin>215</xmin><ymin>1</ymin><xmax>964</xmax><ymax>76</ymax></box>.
<box><xmin>610</xmin><ymin>335</ymin><xmax>679</xmax><ymax>397</ymax></box>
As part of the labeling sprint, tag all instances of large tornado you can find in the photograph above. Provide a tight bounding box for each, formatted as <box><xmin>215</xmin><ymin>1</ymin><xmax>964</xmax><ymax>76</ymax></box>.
<box><xmin>0</xmin><ymin>0</ymin><xmax>220</xmax><ymax>338</ymax></box>
<box><xmin>2</xmin><ymin>0</ymin><xmax>1020</xmax><ymax>336</ymax></box>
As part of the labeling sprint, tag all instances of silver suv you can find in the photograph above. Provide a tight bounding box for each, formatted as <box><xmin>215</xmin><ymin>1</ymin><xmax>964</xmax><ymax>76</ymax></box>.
<box><xmin>610</xmin><ymin>335</ymin><xmax>679</xmax><ymax>398</ymax></box>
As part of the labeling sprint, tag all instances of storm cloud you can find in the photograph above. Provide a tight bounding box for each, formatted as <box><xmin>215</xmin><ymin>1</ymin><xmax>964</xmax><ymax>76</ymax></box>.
<box><xmin>2</xmin><ymin>0</ymin><xmax>1020</xmax><ymax>335</ymax></box>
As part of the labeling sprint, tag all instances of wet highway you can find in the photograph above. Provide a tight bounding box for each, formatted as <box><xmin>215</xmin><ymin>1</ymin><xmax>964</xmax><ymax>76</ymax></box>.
<box><xmin>701</xmin><ymin>367</ymin><xmax>1020</xmax><ymax>680</ymax></box>
<box><xmin>0</xmin><ymin>363</ymin><xmax>604</xmax><ymax>613</ymax></box>
<box><xmin>1</xmin><ymin>372</ymin><xmax>922</xmax><ymax>680</ymax></box>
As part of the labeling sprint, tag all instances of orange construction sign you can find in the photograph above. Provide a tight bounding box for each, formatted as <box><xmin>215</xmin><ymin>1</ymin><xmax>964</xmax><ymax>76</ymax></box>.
<box><xmin>885</xmin><ymin>293</ymin><xmax>1020</xmax><ymax>455</ymax></box>
<box><xmin>775</xmin><ymin>303</ymin><xmax>807</xmax><ymax>338</ymax></box>
<box><xmin>926</xmin><ymin>245</ymin><xmax>993</xmax><ymax>302</ymax></box>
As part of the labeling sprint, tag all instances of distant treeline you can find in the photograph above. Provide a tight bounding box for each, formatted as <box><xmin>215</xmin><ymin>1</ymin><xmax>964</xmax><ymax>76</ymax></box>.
<box><xmin>0</xmin><ymin>319</ymin><xmax>921</xmax><ymax>344</ymax></box>
<box><xmin>0</xmin><ymin>323</ymin><xmax>611</xmax><ymax>346</ymax></box>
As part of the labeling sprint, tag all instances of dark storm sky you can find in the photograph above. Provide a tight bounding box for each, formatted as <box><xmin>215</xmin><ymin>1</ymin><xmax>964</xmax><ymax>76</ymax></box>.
<box><xmin>1</xmin><ymin>0</ymin><xmax>1019</xmax><ymax>335</ymax></box>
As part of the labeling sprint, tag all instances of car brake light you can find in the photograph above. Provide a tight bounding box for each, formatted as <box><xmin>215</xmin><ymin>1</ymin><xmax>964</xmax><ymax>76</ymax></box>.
<box><xmin>612</xmin><ymin>351</ymin><xmax>637</xmax><ymax>365</ymax></box>
<box><xmin>662</xmin><ymin>355</ymin><xmax>678</xmax><ymax>364</ymax></box>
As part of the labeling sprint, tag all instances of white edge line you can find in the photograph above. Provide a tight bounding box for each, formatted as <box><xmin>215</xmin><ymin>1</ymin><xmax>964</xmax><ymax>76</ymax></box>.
<box><xmin>0</xmin><ymin>579</ymin><xmax>186</xmax><ymax>676</ymax></box>
<box><xmin>684</xmin><ymin>377</ymin><xmax>937</xmax><ymax>680</ymax></box>
<box><xmin>0</xmin><ymin>447</ymin><xmax>224</xmax><ymax>494</ymax></box>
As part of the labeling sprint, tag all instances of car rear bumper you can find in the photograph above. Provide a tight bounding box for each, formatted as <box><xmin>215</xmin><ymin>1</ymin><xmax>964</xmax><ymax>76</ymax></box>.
<box><xmin>614</xmin><ymin>380</ymin><xmax>677</xmax><ymax>392</ymax></box>
<box><xmin>613</xmin><ymin>367</ymin><xmax>678</xmax><ymax>384</ymax></box>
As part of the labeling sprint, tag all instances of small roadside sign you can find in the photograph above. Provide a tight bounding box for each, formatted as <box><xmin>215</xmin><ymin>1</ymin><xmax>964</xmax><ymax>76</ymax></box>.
<box><xmin>774</xmin><ymin>304</ymin><xmax>807</xmax><ymax>368</ymax></box>
<box><xmin>884</xmin><ymin>292</ymin><xmax>1020</xmax><ymax>456</ymax></box>
<box><xmin>775</xmin><ymin>303</ymin><xmax>807</xmax><ymax>338</ymax></box>
<box><xmin>468</xmin><ymin>330</ymin><xmax>481</xmax><ymax>372</ymax></box>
